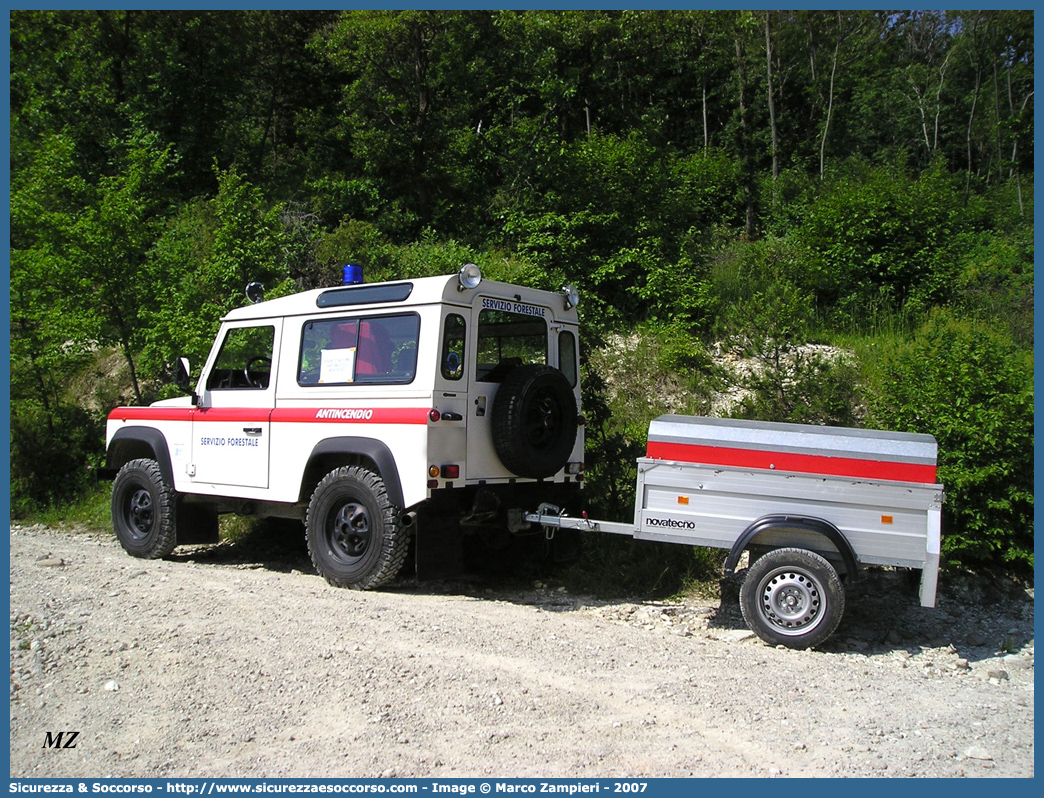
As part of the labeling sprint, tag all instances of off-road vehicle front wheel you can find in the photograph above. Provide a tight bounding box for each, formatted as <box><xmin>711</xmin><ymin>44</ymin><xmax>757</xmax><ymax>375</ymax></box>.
<box><xmin>111</xmin><ymin>458</ymin><xmax>178</xmax><ymax>559</ymax></box>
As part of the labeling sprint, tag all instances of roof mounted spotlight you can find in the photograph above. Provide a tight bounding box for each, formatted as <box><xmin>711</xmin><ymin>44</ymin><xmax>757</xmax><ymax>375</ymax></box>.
<box><xmin>561</xmin><ymin>284</ymin><xmax>580</xmax><ymax>310</ymax></box>
<box><xmin>245</xmin><ymin>282</ymin><xmax>265</xmax><ymax>304</ymax></box>
<box><xmin>458</xmin><ymin>262</ymin><xmax>483</xmax><ymax>291</ymax></box>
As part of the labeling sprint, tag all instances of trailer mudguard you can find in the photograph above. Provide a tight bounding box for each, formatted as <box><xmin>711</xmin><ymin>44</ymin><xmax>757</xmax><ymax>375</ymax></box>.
<box><xmin>724</xmin><ymin>514</ymin><xmax>859</xmax><ymax>579</ymax></box>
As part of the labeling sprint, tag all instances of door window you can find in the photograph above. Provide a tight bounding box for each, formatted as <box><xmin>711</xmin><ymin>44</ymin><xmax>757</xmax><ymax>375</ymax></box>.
<box><xmin>206</xmin><ymin>326</ymin><xmax>275</xmax><ymax>391</ymax></box>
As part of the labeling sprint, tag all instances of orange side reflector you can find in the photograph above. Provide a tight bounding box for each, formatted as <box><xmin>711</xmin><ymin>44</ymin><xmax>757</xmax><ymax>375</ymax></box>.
<box><xmin>881</xmin><ymin>515</ymin><xmax>894</xmax><ymax>524</ymax></box>
<box><xmin>678</xmin><ymin>496</ymin><xmax>690</xmax><ymax>505</ymax></box>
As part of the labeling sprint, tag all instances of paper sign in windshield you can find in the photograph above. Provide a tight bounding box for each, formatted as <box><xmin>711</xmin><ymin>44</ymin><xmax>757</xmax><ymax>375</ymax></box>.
<box><xmin>320</xmin><ymin>347</ymin><xmax>355</xmax><ymax>384</ymax></box>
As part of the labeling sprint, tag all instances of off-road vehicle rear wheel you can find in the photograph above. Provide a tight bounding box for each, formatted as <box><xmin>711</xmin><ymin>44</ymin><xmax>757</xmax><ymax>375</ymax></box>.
<box><xmin>306</xmin><ymin>466</ymin><xmax>409</xmax><ymax>590</ymax></box>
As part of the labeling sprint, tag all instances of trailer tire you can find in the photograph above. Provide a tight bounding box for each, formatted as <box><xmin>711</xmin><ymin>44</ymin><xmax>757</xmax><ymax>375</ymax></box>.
<box><xmin>111</xmin><ymin>458</ymin><xmax>178</xmax><ymax>559</ymax></box>
<box><xmin>491</xmin><ymin>364</ymin><xmax>577</xmax><ymax>478</ymax></box>
<box><xmin>306</xmin><ymin>466</ymin><xmax>408</xmax><ymax>590</ymax></box>
<box><xmin>740</xmin><ymin>548</ymin><xmax>844</xmax><ymax>649</ymax></box>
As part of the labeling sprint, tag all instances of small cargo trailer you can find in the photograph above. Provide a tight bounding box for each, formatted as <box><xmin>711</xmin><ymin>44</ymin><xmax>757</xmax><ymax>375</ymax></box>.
<box><xmin>520</xmin><ymin>414</ymin><xmax>944</xmax><ymax>649</ymax></box>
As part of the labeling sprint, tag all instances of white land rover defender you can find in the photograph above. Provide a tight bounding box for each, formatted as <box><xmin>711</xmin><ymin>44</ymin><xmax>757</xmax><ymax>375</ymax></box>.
<box><xmin>103</xmin><ymin>265</ymin><xmax>585</xmax><ymax>588</ymax></box>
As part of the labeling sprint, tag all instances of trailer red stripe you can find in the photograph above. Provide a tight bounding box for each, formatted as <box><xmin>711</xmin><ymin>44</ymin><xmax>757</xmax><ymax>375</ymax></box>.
<box><xmin>645</xmin><ymin>440</ymin><xmax>937</xmax><ymax>484</ymax></box>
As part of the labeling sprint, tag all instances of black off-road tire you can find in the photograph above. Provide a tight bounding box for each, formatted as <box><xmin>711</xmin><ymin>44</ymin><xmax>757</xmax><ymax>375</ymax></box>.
<box><xmin>739</xmin><ymin>547</ymin><xmax>845</xmax><ymax>649</ymax></box>
<box><xmin>306</xmin><ymin>466</ymin><xmax>409</xmax><ymax>590</ymax></box>
<box><xmin>111</xmin><ymin>458</ymin><xmax>178</xmax><ymax>559</ymax></box>
<box><xmin>491</xmin><ymin>364</ymin><xmax>578</xmax><ymax>478</ymax></box>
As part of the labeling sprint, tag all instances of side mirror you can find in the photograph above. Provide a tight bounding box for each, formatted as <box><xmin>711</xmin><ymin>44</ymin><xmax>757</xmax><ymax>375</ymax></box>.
<box><xmin>174</xmin><ymin>357</ymin><xmax>199</xmax><ymax>406</ymax></box>
<box><xmin>174</xmin><ymin>357</ymin><xmax>192</xmax><ymax>388</ymax></box>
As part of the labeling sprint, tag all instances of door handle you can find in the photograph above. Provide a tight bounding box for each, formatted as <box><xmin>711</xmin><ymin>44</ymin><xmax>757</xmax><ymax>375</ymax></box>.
<box><xmin>243</xmin><ymin>427</ymin><xmax>262</xmax><ymax>435</ymax></box>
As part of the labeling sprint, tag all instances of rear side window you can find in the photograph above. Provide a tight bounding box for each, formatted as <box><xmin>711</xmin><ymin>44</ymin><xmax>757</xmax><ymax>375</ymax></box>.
<box><xmin>476</xmin><ymin>308</ymin><xmax>547</xmax><ymax>382</ymax></box>
<box><xmin>298</xmin><ymin>313</ymin><xmax>420</xmax><ymax>386</ymax></box>
<box><xmin>441</xmin><ymin>314</ymin><xmax>466</xmax><ymax>380</ymax></box>
<box><xmin>559</xmin><ymin>330</ymin><xmax>578</xmax><ymax>387</ymax></box>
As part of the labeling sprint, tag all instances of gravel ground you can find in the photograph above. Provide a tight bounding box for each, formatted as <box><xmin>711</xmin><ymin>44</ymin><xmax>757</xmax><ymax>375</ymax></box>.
<box><xmin>9</xmin><ymin>522</ymin><xmax>1034</xmax><ymax>779</ymax></box>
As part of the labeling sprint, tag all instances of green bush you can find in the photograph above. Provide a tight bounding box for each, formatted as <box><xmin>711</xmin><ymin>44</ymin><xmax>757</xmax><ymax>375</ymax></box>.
<box><xmin>866</xmin><ymin>311</ymin><xmax>1033</xmax><ymax>570</ymax></box>
<box><xmin>10</xmin><ymin>400</ymin><xmax>103</xmax><ymax>517</ymax></box>
<box><xmin>718</xmin><ymin>280</ymin><xmax>862</xmax><ymax>426</ymax></box>
<box><xmin>951</xmin><ymin>226</ymin><xmax>1034</xmax><ymax>347</ymax></box>
<box><xmin>788</xmin><ymin>159</ymin><xmax>970</xmax><ymax>315</ymax></box>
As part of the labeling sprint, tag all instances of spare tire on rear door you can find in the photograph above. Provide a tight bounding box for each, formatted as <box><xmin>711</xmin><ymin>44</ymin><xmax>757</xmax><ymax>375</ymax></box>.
<box><xmin>491</xmin><ymin>363</ymin><xmax>578</xmax><ymax>479</ymax></box>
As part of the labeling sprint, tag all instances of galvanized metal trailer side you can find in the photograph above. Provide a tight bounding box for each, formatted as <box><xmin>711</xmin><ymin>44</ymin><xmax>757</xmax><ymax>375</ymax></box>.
<box><xmin>524</xmin><ymin>415</ymin><xmax>944</xmax><ymax>649</ymax></box>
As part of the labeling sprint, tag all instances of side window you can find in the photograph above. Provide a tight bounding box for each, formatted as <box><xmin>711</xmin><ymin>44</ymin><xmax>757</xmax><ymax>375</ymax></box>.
<box><xmin>476</xmin><ymin>308</ymin><xmax>547</xmax><ymax>383</ymax></box>
<box><xmin>559</xmin><ymin>330</ymin><xmax>578</xmax><ymax>388</ymax></box>
<box><xmin>206</xmin><ymin>326</ymin><xmax>274</xmax><ymax>391</ymax></box>
<box><xmin>298</xmin><ymin>313</ymin><xmax>420</xmax><ymax>386</ymax></box>
<box><xmin>441</xmin><ymin>314</ymin><xmax>466</xmax><ymax>380</ymax></box>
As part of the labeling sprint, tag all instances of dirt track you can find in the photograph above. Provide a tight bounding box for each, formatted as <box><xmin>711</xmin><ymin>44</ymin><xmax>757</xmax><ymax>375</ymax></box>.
<box><xmin>9</xmin><ymin>522</ymin><xmax>1034</xmax><ymax>778</ymax></box>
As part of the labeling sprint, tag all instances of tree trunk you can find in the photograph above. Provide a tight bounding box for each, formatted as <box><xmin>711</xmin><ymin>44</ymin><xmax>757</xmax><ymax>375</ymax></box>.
<box><xmin>1008</xmin><ymin>89</ymin><xmax>1032</xmax><ymax>217</ymax></box>
<box><xmin>109</xmin><ymin>301</ymin><xmax>142</xmax><ymax>404</ymax></box>
<box><xmin>819</xmin><ymin>31</ymin><xmax>839</xmax><ymax>180</ymax></box>
<box><xmin>735</xmin><ymin>37</ymin><xmax>756</xmax><ymax>239</ymax></box>
<box><xmin>411</xmin><ymin>21</ymin><xmax>432</xmax><ymax>226</ymax></box>
<box><xmin>702</xmin><ymin>75</ymin><xmax>708</xmax><ymax>149</ymax></box>
<box><xmin>966</xmin><ymin>67</ymin><xmax>981</xmax><ymax>199</ymax></box>
<box><xmin>765</xmin><ymin>13</ymin><xmax>779</xmax><ymax>206</ymax></box>
<box><xmin>931</xmin><ymin>49</ymin><xmax>954</xmax><ymax>151</ymax></box>
<box><xmin>124</xmin><ymin>347</ymin><xmax>143</xmax><ymax>405</ymax></box>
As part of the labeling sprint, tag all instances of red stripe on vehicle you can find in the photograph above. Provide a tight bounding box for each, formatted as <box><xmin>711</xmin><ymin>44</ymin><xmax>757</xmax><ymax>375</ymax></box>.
<box><xmin>645</xmin><ymin>440</ymin><xmax>937</xmax><ymax>484</ymax></box>
<box><xmin>109</xmin><ymin>407</ymin><xmax>430</xmax><ymax>424</ymax></box>
<box><xmin>108</xmin><ymin>407</ymin><xmax>195</xmax><ymax>422</ymax></box>
<box><xmin>271</xmin><ymin>408</ymin><xmax>430</xmax><ymax>424</ymax></box>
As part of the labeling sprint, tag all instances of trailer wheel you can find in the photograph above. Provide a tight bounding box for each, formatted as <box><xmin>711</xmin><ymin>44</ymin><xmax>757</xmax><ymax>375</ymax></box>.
<box><xmin>111</xmin><ymin>458</ymin><xmax>178</xmax><ymax>559</ymax></box>
<box><xmin>739</xmin><ymin>548</ymin><xmax>844</xmax><ymax>649</ymax></box>
<box><xmin>306</xmin><ymin>466</ymin><xmax>408</xmax><ymax>590</ymax></box>
<box><xmin>491</xmin><ymin>364</ymin><xmax>577</xmax><ymax>478</ymax></box>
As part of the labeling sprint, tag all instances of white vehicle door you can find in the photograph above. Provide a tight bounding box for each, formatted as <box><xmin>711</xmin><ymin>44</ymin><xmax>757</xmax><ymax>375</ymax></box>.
<box><xmin>190</xmin><ymin>321</ymin><xmax>280</xmax><ymax>490</ymax></box>
<box><xmin>465</xmin><ymin>299</ymin><xmax>550</xmax><ymax>480</ymax></box>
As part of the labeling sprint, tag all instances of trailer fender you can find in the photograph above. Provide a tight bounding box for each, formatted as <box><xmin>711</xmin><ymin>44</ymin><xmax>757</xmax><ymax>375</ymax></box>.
<box><xmin>724</xmin><ymin>514</ymin><xmax>859</xmax><ymax>580</ymax></box>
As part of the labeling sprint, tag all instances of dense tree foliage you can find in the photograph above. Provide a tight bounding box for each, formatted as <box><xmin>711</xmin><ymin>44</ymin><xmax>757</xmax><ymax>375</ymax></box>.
<box><xmin>9</xmin><ymin>10</ymin><xmax>1033</xmax><ymax>570</ymax></box>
